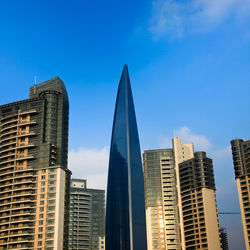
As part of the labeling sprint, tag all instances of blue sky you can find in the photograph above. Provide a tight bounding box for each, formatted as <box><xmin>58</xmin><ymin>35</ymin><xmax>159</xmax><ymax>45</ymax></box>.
<box><xmin>1</xmin><ymin>0</ymin><xmax>250</xmax><ymax>248</ymax></box>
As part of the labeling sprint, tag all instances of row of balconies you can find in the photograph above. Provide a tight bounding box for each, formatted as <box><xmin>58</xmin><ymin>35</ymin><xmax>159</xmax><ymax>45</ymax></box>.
<box><xmin>0</xmin><ymin>143</ymin><xmax>35</xmax><ymax>155</ymax></box>
<box><xmin>0</xmin><ymin>140</ymin><xmax>16</xmax><ymax>149</ymax></box>
<box><xmin>0</xmin><ymin>131</ymin><xmax>36</xmax><ymax>144</ymax></box>
<box><xmin>0</xmin><ymin>130</ymin><xmax>17</xmax><ymax>139</ymax></box>
<box><xmin>0</xmin><ymin>155</ymin><xmax>34</xmax><ymax>166</ymax></box>
<box><xmin>0</xmin><ymin>179</ymin><xmax>33</xmax><ymax>189</ymax></box>
<box><xmin>0</xmin><ymin>109</ymin><xmax>36</xmax><ymax>122</ymax></box>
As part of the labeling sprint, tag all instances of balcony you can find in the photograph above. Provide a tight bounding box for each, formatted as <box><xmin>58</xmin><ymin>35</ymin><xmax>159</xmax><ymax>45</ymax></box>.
<box><xmin>10</xmin><ymin>204</ymin><xmax>31</xmax><ymax>212</ymax></box>
<box><xmin>19</xmin><ymin>109</ymin><xmax>37</xmax><ymax>116</ymax></box>
<box><xmin>17</xmin><ymin>131</ymin><xmax>35</xmax><ymax>138</ymax></box>
<box><xmin>14</xmin><ymin>167</ymin><xmax>33</xmax><ymax>174</ymax></box>
<box><xmin>13</xmin><ymin>172</ymin><xmax>33</xmax><ymax>179</ymax></box>
<box><xmin>0</xmin><ymin>192</ymin><xmax>12</xmax><ymax>200</ymax></box>
<box><xmin>0</xmin><ymin>158</ymin><xmax>15</xmax><ymax>165</ymax></box>
<box><xmin>12</xmin><ymin>186</ymin><xmax>33</xmax><ymax>192</ymax></box>
<box><xmin>16</xmin><ymin>143</ymin><xmax>35</xmax><ymax>149</ymax></box>
<box><xmin>0</xmin><ymin>118</ymin><xmax>18</xmax><ymax>126</ymax></box>
<box><xmin>0</xmin><ymin>182</ymin><xmax>13</xmax><ymax>189</ymax></box>
<box><xmin>0</xmin><ymin>147</ymin><xmax>16</xmax><ymax>154</ymax></box>
<box><xmin>0</xmin><ymin>134</ymin><xmax>17</xmax><ymax>143</ymax></box>
<box><xmin>1</xmin><ymin>123</ymin><xmax>18</xmax><ymax>132</ymax></box>
<box><xmin>9</xmin><ymin>224</ymin><xmax>30</xmax><ymax>230</ymax></box>
<box><xmin>13</xmin><ymin>178</ymin><xmax>33</xmax><ymax>185</ymax></box>
<box><xmin>0</xmin><ymin>177</ymin><xmax>14</xmax><ymax>185</ymax></box>
<box><xmin>11</xmin><ymin>192</ymin><xmax>32</xmax><ymax>198</ymax></box>
<box><xmin>0</xmin><ymin>141</ymin><xmax>16</xmax><ymax>149</ymax></box>
<box><xmin>0</xmin><ymin>206</ymin><xmax>11</xmax><ymax>213</ymax></box>
<box><xmin>10</xmin><ymin>211</ymin><xmax>31</xmax><ymax>218</ymax></box>
<box><xmin>0</xmin><ymin>152</ymin><xmax>16</xmax><ymax>160</ymax></box>
<box><xmin>0</xmin><ymin>130</ymin><xmax>17</xmax><ymax>138</ymax></box>
<box><xmin>15</xmin><ymin>155</ymin><xmax>34</xmax><ymax>161</ymax></box>
<box><xmin>9</xmin><ymin>218</ymin><xmax>31</xmax><ymax>224</ymax></box>
<box><xmin>18</xmin><ymin>120</ymin><xmax>37</xmax><ymax>126</ymax></box>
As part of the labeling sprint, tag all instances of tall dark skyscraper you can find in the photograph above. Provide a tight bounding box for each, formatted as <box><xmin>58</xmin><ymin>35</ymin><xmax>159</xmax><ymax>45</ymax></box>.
<box><xmin>106</xmin><ymin>65</ymin><xmax>147</xmax><ymax>250</ymax></box>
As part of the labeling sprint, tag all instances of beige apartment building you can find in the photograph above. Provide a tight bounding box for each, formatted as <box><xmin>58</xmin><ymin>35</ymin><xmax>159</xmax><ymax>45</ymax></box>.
<box><xmin>143</xmin><ymin>137</ymin><xmax>221</xmax><ymax>250</ymax></box>
<box><xmin>143</xmin><ymin>149</ymin><xmax>181</xmax><ymax>250</ymax></box>
<box><xmin>231</xmin><ymin>138</ymin><xmax>250</xmax><ymax>250</ymax></box>
<box><xmin>172</xmin><ymin>137</ymin><xmax>194</xmax><ymax>250</ymax></box>
<box><xmin>0</xmin><ymin>77</ymin><xmax>71</xmax><ymax>249</ymax></box>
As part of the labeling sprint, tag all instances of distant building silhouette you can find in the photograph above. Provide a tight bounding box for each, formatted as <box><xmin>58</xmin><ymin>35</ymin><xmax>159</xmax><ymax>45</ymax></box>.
<box><xmin>219</xmin><ymin>227</ymin><xmax>229</xmax><ymax>250</ymax></box>
<box><xmin>106</xmin><ymin>65</ymin><xmax>147</xmax><ymax>249</ymax></box>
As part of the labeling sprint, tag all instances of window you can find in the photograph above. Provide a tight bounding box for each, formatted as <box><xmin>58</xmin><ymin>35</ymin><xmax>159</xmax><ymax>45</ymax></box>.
<box><xmin>46</xmin><ymin>233</ymin><xmax>54</xmax><ymax>238</ymax></box>
<box><xmin>47</xmin><ymin>206</ymin><xmax>55</xmax><ymax>211</ymax></box>
<box><xmin>47</xmin><ymin>219</ymin><xmax>54</xmax><ymax>224</ymax></box>
<box><xmin>48</xmin><ymin>186</ymin><xmax>55</xmax><ymax>192</ymax></box>
<box><xmin>46</xmin><ymin>240</ymin><xmax>54</xmax><ymax>245</ymax></box>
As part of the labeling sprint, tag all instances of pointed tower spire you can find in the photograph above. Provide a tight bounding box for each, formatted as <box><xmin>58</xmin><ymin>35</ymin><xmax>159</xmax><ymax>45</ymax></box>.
<box><xmin>106</xmin><ymin>65</ymin><xmax>147</xmax><ymax>250</ymax></box>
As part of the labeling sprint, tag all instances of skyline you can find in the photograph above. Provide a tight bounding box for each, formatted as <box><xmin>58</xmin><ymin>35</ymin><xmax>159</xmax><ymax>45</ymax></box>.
<box><xmin>1</xmin><ymin>1</ymin><xmax>250</xmax><ymax>249</ymax></box>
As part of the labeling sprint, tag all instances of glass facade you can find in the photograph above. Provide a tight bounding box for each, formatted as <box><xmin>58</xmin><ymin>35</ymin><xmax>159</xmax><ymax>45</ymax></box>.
<box><xmin>106</xmin><ymin>65</ymin><xmax>147</xmax><ymax>250</ymax></box>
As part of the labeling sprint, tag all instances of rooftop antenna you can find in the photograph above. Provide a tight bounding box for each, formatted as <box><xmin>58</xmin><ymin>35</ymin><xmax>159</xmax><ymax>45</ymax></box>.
<box><xmin>34</xmin><ymin>75</ymin><xmax>37</xmax><ymax>94</ymax></box>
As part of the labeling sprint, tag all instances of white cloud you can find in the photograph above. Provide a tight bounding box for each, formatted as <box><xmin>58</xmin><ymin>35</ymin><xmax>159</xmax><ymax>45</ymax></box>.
<box><xmin>158</xmin><ymin>126</ymin><xmax>211</xmax><ymax>151</ymax></box>
<box><xmin>158</xmin><ymin>126</ymin><xmax>233</xmax><ymax>172</ymax></box>
<box><xmin>68</xmin><ymin>147</ymin><xmax>109</xmax><ymax>190</ymax></box>
<box><xmin>211</xmin><ymin>145</ymin><xmax>231</xmax><ymax>160</ymax></box>
<box><xmin>175</xmin><ymin>126</ymin><xmax>211</xmax><ymax>151</ymax></box>
<box><xmin>149</xmin><ymin>0</ymin><xmax>250</xmax><ymax>38</ymax></box>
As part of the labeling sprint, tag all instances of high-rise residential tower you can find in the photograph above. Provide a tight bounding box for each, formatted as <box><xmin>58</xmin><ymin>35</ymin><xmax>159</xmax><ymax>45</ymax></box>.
<box><xmin>172</xmin><ymin>137</ymin><xmax>194</xmax><ymax>250</ymax></box>
<box><xmin>231</xmin><ymin>138</ymin><xmax>250</xmax><ymax>250</ymax></box>
<box><xmin>178</xmin><ymin>151</ymin><xmax>221</xmax><ymax>250</ymax></box>
<box><xmin>143</xmin><ymin>137</ymin><xmax>221</xmax><ymax>250</ymax></box>
<box><xmin>69</xmin><ymin>178</ymin><xmax>105</xmax><ymax>250</ymax></box>
<box><xmin>143</xmin><ymin>149</ymin><xmax>180</xmax><ymax>250</ymax></box>
<box><xmin>0</xmin><ymin>77</ymin><xmax>71</xmax><ymax>250</ymax></box>
<box><xmin>106</xmin><ymin>65</ymin><xmax>147</xmax><ymax>250</ymax></box>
